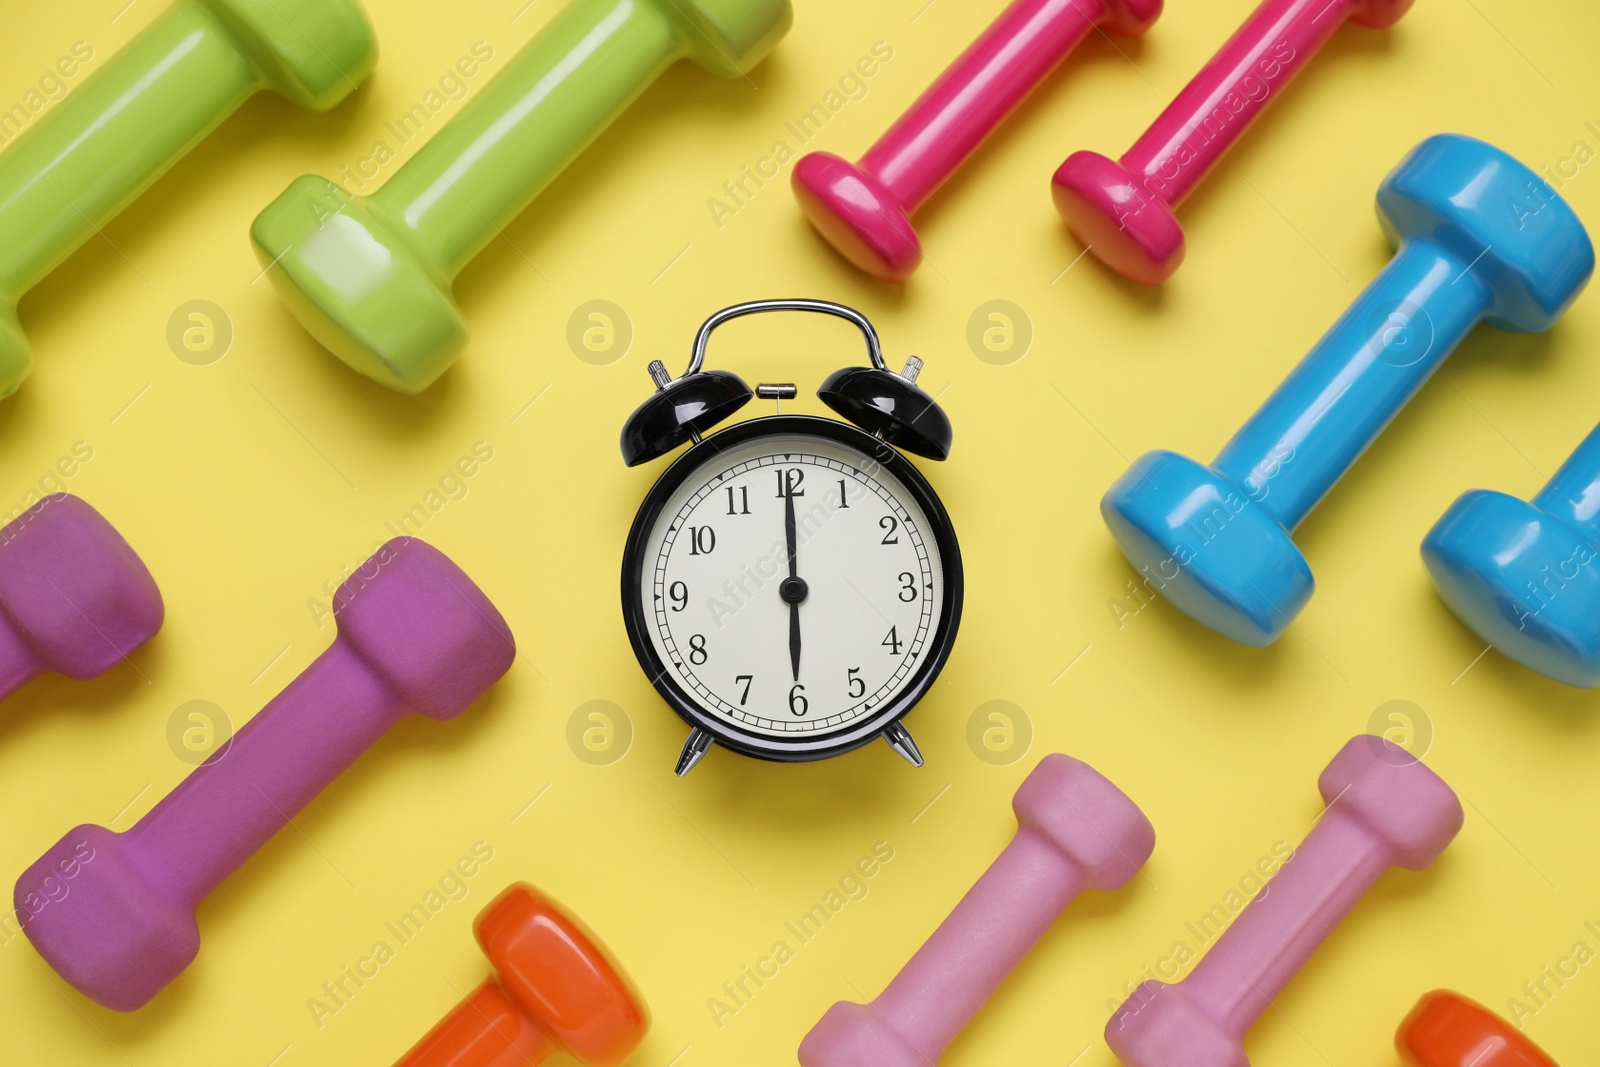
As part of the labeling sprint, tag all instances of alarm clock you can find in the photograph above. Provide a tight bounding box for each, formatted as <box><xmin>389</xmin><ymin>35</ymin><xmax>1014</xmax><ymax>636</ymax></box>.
<box><xmin>619</xmin><ymin>300</ymin><xmax>963</xmax><ymax>775</ymax></box>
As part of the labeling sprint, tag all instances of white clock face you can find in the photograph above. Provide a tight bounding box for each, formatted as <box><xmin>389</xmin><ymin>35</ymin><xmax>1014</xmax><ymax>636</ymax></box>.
<box><xmin>638</xmin><ymin>429</ymin><xmax>947</xmax><ymax>740</ymax></box>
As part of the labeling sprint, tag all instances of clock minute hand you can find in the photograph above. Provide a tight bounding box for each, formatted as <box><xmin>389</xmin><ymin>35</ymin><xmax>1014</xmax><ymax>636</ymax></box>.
<box><xmin>785</xmin><ymin>484</ymin><xmax>801</xmax><ymax>681</ymax></box>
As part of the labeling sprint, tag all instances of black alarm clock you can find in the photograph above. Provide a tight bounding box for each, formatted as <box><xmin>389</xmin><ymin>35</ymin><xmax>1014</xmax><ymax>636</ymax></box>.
<box><xmin>619</xmin><ymin>300</ymin><xmax>963</xmax><ymax>775</ymax></box>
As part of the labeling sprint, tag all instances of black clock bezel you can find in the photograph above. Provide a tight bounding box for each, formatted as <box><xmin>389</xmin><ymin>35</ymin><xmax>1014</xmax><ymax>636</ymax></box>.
<box><xmin>621</xmin><ymin>414</ymin><xmax>963</xmax><ymax>764</ymax></box>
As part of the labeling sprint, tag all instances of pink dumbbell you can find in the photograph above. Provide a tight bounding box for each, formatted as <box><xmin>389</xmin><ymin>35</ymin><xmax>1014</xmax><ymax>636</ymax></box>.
<box><xmin>0</xmin><ymin>493</ymin><xmax>161</xmax><ymax>701</ymax></box>
<box><xmin>800</xmin><ymin>753</ymin><xmax>1155</xmax><ymax>1065</ymax></box>
<box><xmin>1053</xmin><ymin>0</ymin><xmax>1413</xmax><ymax>283</ymax></box>
<box><xmin>15</xmin><ymin>537</ymin><xmax>515</xmax><ymax>1011</ymax></box>
<box><xmin>1105</xmin><ymin>735</ymin><xmax>1463</xmax><ymax>1067</ymax></box>
<box><xmin>793</xmin><ymin>0</ymin><xmax>1162</xmax><ymax>282</ymax></box>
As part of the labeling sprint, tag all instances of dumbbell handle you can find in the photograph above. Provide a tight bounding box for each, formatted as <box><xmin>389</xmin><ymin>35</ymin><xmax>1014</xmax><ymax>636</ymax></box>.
<box><xmin>1532</xmin><ymin>422</ymin><xmax>1600</xmax><ymax>532</ymax></box>
<box><xmin>396</xmin><ymin>977</ymin><xmax>555</xmax><ymax>1067</ymax></box>
<box><xmin>0</xmin><ymin>2</ymin><xmax>263</xmax><ymax>302</ymax></box>
<box><xmin>1211</xmin><ymin>237</ymin><xmax>1487</xmax><ymax>531</ymax></box>
<box><xmin>1179</xmin><ymin>808</ymin><xmax>1389</xmax><ymax>1036</ymax></box>
<box><xmin>373</xmin><ymin>0</ymin><xmax>688</xmax><ymax>280</ymax></box>
<box><xmin>870</xmin><ymin>827</ymin><xmax>1087</xmax><ymax>1059</ymax></box>
<box><xmin>122</xmin><ymin>640</ymin><xmax>405</xmax><ymax>911</ymax></box>
<box><xmin>858</xmin><ymin>0</ymin><xmax>1107</xmax><ymax>216</ymax></box>
<box><xmin>1120</xmin><ymin>0</ymin><xmax>1354</xmax><ymax>210</ymax></box>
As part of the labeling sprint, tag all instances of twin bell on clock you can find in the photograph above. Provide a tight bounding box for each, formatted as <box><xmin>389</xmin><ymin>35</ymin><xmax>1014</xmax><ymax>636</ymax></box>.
<box><xmin>618</xmin><ymin>300</ymin><xmax>964</xmax><ymax>776</ymax></box>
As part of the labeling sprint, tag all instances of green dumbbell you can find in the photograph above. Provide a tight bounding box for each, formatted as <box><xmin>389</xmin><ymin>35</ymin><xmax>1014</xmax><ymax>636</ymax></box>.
<box><xmin>0</xmin><ymin>0</ymin><xmax>376</xmax><ymax>397</ymax></box>
<box><xmin>251</xmin><ymin>0</ymin><xmax>792</xmax><ymax>394</ymax></box>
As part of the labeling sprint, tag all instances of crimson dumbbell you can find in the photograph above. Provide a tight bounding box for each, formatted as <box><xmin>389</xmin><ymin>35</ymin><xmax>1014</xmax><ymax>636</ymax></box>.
<box><xmin>1106</xmin><ymin>736</ymin><xmax>1462</xmax><ymax>1066</ymax></box>
<box><xmin>0</xmin><ymin>494</ymin><xmax>161</xmax><ymax>701</ymax></box>
<box><xmin>793</xmin><ymin>0</ymin><xmax>1161</xmax><ymax>282</ymax></box>
<box><xmin>1053</xmin><ymin>0</ymin><xmax>1413</xmax><ymax>283</ymax></box>
<box><xmin>15</xmin><ymin>538</ymin><xmax>515</xmax><ymax>1010</ymax></box>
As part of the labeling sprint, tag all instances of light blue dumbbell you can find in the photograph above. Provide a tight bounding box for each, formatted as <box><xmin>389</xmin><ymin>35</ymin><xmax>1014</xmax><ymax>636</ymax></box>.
<box><xmin>1102</xmin><ymin>134</ymin><xmax>1595</xmax><ymax>646</ymax></box>
<box><xmin>1424</xmin><ymin>424</ymin><xmax>1600</xmax><ymax>687</ymax></box>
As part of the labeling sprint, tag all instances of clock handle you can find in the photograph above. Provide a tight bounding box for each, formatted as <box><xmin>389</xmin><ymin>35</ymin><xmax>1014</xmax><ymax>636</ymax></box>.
<box><xmin>684</xmin><ymin>299</ymin><xmax>888</xmax><ymax>377</ymax></box>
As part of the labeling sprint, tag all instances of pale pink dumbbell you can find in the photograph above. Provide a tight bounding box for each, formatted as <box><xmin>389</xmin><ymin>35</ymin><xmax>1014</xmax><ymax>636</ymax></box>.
<box><xmin>1105</xmin><ymin>736</ymin><xmax>1463</xmax><ymax>1067</ymax></box>
<box><xmin>800</xmin><ymin>753</ymin><xmax>1155</xmax><ymax>1065</ymax></box>
<box><xmin>1053</xmin><ymin>0</ymin><xmax>1413</xmax><ymax>283</ymax></box>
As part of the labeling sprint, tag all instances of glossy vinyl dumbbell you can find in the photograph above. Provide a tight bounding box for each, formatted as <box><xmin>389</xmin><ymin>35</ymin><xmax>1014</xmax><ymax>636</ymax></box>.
<box><xmin>1397</xmin><ymin>991</ymin><xmax>1561</xmax><ymax>1067</ymax></box>
<box><xmin>792</xmin><ymin>0</ymin><xmax>1161</xmax><ymax>283</ymax></box>
<box><xmin>0</xmin><ymin>0</ymin><xmax>375</xmax><ymax>397</ymax></box>
<box><xmin>1105</xmin><ymin>735</ymin><xmax>1463</xmax><ymax>1067</ymax></box>
<box><xmin>1052</xmin><ymin>0</ymin><xmax>1411</xmax><ymax>284</ymax></box>
<box><xmin>800</xmin><ymin>754</ymin><xmax>1154</xmax><ymax>1066</ymax></box>
<box><xmin>395</xmin><ymin>883</ymin><xmax>648</xmax><ymax>1067</ymax></box>
<box><xmin>15</xmin><ymin>538</ymin><xmax>515</xmax><ymax>1011</ymax></box>
<box><xmin>1101</xmin><ymin>134</ymin><xmax>1595</xmax><ymax>646</ymax></box>
<box><xmin>252</xmin><ymin>0</ymin><xmax>792</xmax><ymax>394</ymax></box>
<box><xmin>1423</xmin><ymin>423</ymin><xmax>1600</xmax><ymax>687</ymax></box>
<box><xmin>0</xmin><ymin>494</ymin><xmax>161</xmax><ymax>702</ymax></box>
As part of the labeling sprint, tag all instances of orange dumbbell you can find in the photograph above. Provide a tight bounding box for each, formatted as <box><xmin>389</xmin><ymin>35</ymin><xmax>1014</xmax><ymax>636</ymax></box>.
<box><xmin>1397</xmin><ymin>991</ymin><xmax>1559</xmax><ymax>1067</ymax></box>
<box><xmin>395</xmin><ymin>883</ymin><xmax>648</xmax><ymax>1067</ymax></box>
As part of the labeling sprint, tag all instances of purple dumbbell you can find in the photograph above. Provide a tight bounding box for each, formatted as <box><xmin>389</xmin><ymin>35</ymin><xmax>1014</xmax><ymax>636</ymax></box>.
<box><xmin>800</xmin><ymin>753</ymin><xmax>1155</xmax><ymax>1065</ymax></box>
<box><xmin>1105</xmin><ymin>736</ymin><xmax>1463</xmax><ymax>1067</ymax></box>
<box><xmin>0</xmin><ymin>493</ymin><xmax>161</xmax><ymax>700</ymax></box>
<box><xmin>14</xmin><ymin>537</ymin><xmax>515</xmax><ymax>1011</ymax></box>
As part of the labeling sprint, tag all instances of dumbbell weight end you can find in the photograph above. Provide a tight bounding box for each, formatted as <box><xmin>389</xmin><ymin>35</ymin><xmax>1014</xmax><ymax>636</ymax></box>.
<box><xmin>1424</xmin><ymin>423</ymin><xmax>1600</xmax><ymax>687</ymax></box>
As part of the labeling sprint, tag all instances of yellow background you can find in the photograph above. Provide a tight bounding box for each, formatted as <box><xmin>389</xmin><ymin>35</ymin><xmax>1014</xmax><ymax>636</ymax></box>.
<box><xmin>3</xmin><ymin>0</ymin><xmax>1599</xmax><ymax>1063</ymax></box>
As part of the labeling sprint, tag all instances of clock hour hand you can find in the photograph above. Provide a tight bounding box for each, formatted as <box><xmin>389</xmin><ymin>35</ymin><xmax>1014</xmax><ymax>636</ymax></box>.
<box><xmin>779</xmin><ymin>479</ymin><xmax>808</xmax><ymax>682</ymax></box>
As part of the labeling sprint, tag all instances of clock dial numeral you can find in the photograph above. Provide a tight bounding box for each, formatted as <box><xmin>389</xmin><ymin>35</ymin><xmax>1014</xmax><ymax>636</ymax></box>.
<box><xmin>725</xmin><ymin>486</ymin><xmax>749</xmax><ymax>515</ymax></box>
<box><xmin>688</xmin><ymin>526</ymin><xmax>716</xmax><ymax>555</ymax></box>
<box><xmin>847</xmin><ymin>667</ymin><xmax>864</xmax><ymax>698</ymax></box>
<box><xmin>882</xmin><ymin>626</ymin><xmax>903</xmax><ymax>655</ymax></box>
<box><xmin>788</xmin><ymin>683</ymin><xmax>808</xmax><ymax>716</ymax></box>
<box><xmin>898</xmin><ymin>572</ymin><xmax>917</xmax><ymax>602</ymax></box>
<box><xmin>775</xmin><ymin>468</ymin><xmax>805</xmax><ymax>498</ymax></box>
<box><xmin>688</xmin><ymin>634</ymin><xmax>708</xmax><ymax>665</ymax></box>
<box><xmin>836</xmin><ymin>479</ymin><xmax>850</xmax><ymax>508</ymax></box>
<box><xmin>880</xmin><ymin>515</ymin><xmax>899</xmax><ymax>544</ymax></box>
<box><xmin>669</xmin><ymin>581</ymin><xmax>688</xmax><ymax>612</ymax></box>
<box><xmin>735</xmin><ymin>674</ymin><xmax>753</xmax><ymax>704</ymax></box>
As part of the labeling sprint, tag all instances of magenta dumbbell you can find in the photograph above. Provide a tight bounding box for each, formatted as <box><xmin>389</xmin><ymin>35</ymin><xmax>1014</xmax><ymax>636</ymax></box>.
<box><xmin>1053</xmin><ymin>0</ymin><xmax>1413</xmax><ymax>283</ymax></box>
<box><xmin>792</xmin><ymin>0</ymin><xmax>1162</xmax><ymax>283</ymax></box>
<box><xmin>0</xmin><ymin>494</ymin><xmax>161</xmax><ymax>700</ymax></box>
<box><xmin>14</xmin><ymin>538</ymin><xmax>514</xmax><ymax>1011</ymax></box>
<box><xmin>800</xmin><ymin>753</ymin><xmax>1155</xmax><ymax>1065</ymax></box>
<box><xmin>1105</xmin><ymin>736</ymin><xmax>1463</xmax><ymax>1067</ymax></box>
